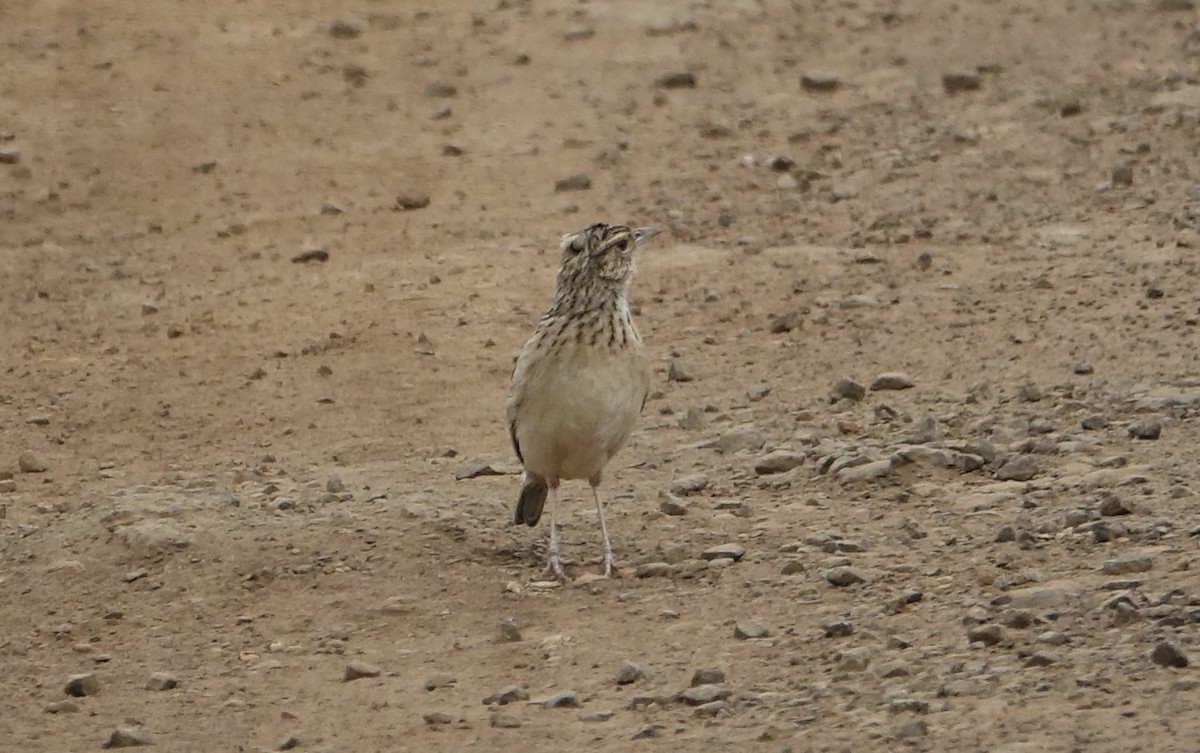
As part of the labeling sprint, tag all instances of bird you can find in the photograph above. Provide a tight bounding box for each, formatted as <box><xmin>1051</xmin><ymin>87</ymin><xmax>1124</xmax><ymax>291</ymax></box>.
<box><xmin>506</xmin><ymin>222</ymin><xmax>658</xmax><ymax>580</ymax></box>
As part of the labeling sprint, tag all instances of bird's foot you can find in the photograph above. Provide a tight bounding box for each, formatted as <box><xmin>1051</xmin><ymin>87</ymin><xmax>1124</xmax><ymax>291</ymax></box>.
<box><xmin>541</xmin><ymin>553</ymin><xmax>569</xmax><ymax>582</ymax></box>
<box><xmin>601</xmin><ymin>544</ymin><xmax>617</xmax><ymax>578</ymax></box>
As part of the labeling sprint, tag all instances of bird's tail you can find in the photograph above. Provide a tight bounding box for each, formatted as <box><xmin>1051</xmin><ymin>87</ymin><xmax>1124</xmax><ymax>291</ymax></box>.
<box><xmin>514</xmin><ymin>474</ymin><xmax>548</xmax><ymax>526</ymax></box>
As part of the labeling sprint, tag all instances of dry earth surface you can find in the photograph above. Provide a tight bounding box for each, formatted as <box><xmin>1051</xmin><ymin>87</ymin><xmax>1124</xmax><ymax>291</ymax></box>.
<box><xmin>2</xmin><ymin>0</ymin><xmax>1200</xmax><ymax>751</ymax></box>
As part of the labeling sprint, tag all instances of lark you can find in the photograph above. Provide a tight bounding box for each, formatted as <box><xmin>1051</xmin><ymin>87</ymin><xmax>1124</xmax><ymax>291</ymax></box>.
<box><xmin>506</xmin><ymin>222</ymin><xmax>659</xmax><ymax>580</ymax></box>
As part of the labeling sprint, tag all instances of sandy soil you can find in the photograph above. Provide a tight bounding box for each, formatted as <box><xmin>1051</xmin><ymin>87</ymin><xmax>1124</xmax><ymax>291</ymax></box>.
<box><xmin>2</xmin><ymin>1</ymin><xmax>1199</xmax><ymax>751</ymax></box>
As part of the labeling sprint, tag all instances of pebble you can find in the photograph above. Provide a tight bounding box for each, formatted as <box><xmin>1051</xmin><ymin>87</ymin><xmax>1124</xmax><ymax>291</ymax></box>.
<box><xmin>701</xmin><ymin>543</ymin><xmax>745</xmax><ymax>562</ymax></box>
<box><xmin>694</xmin><ymin>700</ymin><xmax>728</xmax><ymax>717</ymax></box>
<box><xmin>870</xmin><ymin>372</ymin><xmax>914</xmax><ymax>391</ymax></box>
<box><xmin>424</xmin><ymin>80</ymin><xmax>458</xmax><ymax>98</ymax></box>
<box><xmin>1150</xmin><ymin>641</ymin><xmax>1189</xmax><ymax>668</ymax></box>
<box><xmin>455</xmin><ymin>463</ymin><xmax>502</xmax><ymax>480</ymax></box>
<box><xmin>541</xmin><ymin>689</ymin><xmax>578</xmax><ymax>708</ymax></box>
<box><xmin>770</xmin><ymin>309</ymin><xmax>805</xmax><ymax>333</ymax></box>
<box><xmin>1128</xmin><ymin>419</ymin><xmax>1162</xmax><ymax>440</ymax></box>
<box><xmin>746</xmin><ymin>382</ymin><xmax>771</xmax><ymax>401</ymax></box>
<box><xmin>679</xmin><ymin>684</ymin><xmax>731</xmax><ymax>705</ymax></box>
<box><xmin>670</xmin><ymin>473</ymin><xmax>708</xmax><ymax>495</ymax></box>
<box><xmin>396</xmin><ymin>193</ymin><xmax>430</xmax><ymax>210</ymax></box>
<box><xmin>580</xmin><ymin>709</ymin><xmax>615</xmax><ymax>722</ymax></box>
<box><xmin>1101</xmin><ymin>554</ymin><xmax>1152</xmax><ymax>574</ymax></box>
<box><xmin>655</xmin><ymin>71</ymin><xmax>696</xmax><ymax>89</ymax></box>
<box><xmin>45</xmin><ymin>699</ymin><xmax>79</xmax><ymax>713</ymax></box>
<box><xmin>64</xmin><ymin>673</ymin><xmax>100</xmax><ymax>697</ymax></box>
<box><xmin>967</xmin><ymin>624</ymin><xmax>1005</xmax><ymax>647</ymax></box>
<box><xmin>837</xmin><ymin>458</ymin><xmax>893</xmax><ymax>484</ymax></box>
<box><xmin>342</xmin><ymin>661</ymin><xmax>381</xmax><ymax>681</ymax></box>
<box><xmin>636</xmin><ymin>562</ymin><xmax>672</xmax><ymax>578</ymax></box>
<box><xmin>18</xmin><ymin>451</ymin><xmax>48</xmax><ymax>473</ymax></box>
<box><xmin>616</xmin><ymin>660</ymin><xmax>644</xmax><ymax>685</ymax></box>
<box><xmin>801</xmin><ymin>72</ymin><xmax>841</xmax><ymax>92</ymax></box>
<box><xmin>0</xmin><ymin>148</ymin><xmax>21</xmax><ymax>164</ymax></box>
<box><xmin>1111</xmin><ymin>161</ymin><xmax>1134</xmax><ymax>187</ymax></box>
<box><xmin>823</xmin><ymin>567</ymin><xmax>866</xmax><ymax>587</ymax></box>
<box><xmin>896</xmin><ymin>716</ymin><xmax>929</xmax><ymax>738</ymax></box>
<box><xmin>713</xmin><ymin>498</ymin><xmax>749</xmax><ymax>516</ymax></box>
<box><xmin>734</xmin><ymin>622</ymin><xmax>769</xmax><ymax>639</ymax></box>
<box><xmin>0</xmin><ymin>479</ymin><xmax>15</xmax><ymax>493</ymax></box>
<box><xmin>554</xmin><ymin>173</ymin><xmax>591</xmax><ymax>192</ymax></box>
<box><xmin>1098</xmin><ymin>496</ymin><xmax>1133</xmax><ymax>516</ymax></box>
<box><xmin>278</xmin><ymin>735</ymin><xmax>302</xmax><ymax>750</ymax></box>
<box><xmin>753</xmin><ymin>450</ymin><xmax>806</xmax><ymax>475</ymax></box>
<box><xmin>995</xmin><ymin>456</ymin><xmax>1040</xmax><ymax>481</ymax></box>
<box><xmin>632</xmin><ymin>724</ymin><xmax>663</xmax><ymax>739</ymax></box>
<box><xmin>836</xmin><ymin>646</ymin><xmax>872</xmax><ymax>671</ymax></box>
<box><xmin>1037</xmin><ymin>631</ymin><xmax>1069</xmax><ymax>645</ymax></box>
<box><xmin>291</xmin><ymin>247</ymin><xmax>329</xmax><ymax>263</ymax></box>
<box><xmin>1081</xmin><ymin>414</ymin><xmax>1109</xmax><ymax>430</ymax></box>
<box><xmin>1074</xmin><ymin>362</ymin><xmax>1094</xmax><ymax>375</ymax></box>
<box><xmin>833</xmin><ymin>377</ymin><xmax>866</xmax><ymax>401</ymax></box>
<box><xmin>691</xmin><ymin>668</ymin><xmax>726</xmax><ymax>686</ymax></box>
<box><xmin>328</xmin><ymin>18</ymin><xmax>365</xmax><ymax>38</ymax></box>
<box><xmin>422</xmin><ymin>711</ymin><xmax>453</xmax><ymax>725</ymax></box>
<box><xmin>657</xmin><ymin>493</ymin><xmax>688</xmax><ymax>516</ymax></box>
<box><xmin>667</xmin><ymin>360</ymin><xmax>694</xmax><ymax>382</ymax></box>
<box><xmin>490</xmin><ymin>712</ymin><xmax>522</xmax><ymax>728</ymax></box>
<box><xmin>326</xmin><ymin>476</ymin><xmax>345</xmax><ymax>493</ymax></box>
<box><xmin>942</xmin><ymin>69</ymin><xmax>982</xmax><ymax>93</ymax></box>
<box><xmin>102</xmin><ymin>727</ymin><xmax>153</xmax><ymax>748</ymax></box>
<box><xmin>718</xmin><ymin>426</ymin><xmax>765</xmax><ymax>454</ymax></box>
<box><xmin>145</xmin><ymin>672</ymin><xmax>178</xmax><ymax>691</ymax></box>
<box><xmin>422</xmin><ymin>673</ymin><xmax>457</xmax><ymax>691</ymax></box>
<box><xmin>820</xmin><ymin>619</ymin><xmax>854</xmax><ymax>638</ymax></box>
<box><xmin>483</xmin><ymin>686</ymin><xmax>529</xmax><ymax>705</ymax></box>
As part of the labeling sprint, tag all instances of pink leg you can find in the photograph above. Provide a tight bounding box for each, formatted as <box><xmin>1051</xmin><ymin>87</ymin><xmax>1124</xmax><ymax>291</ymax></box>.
<box><xmin>591</xmin><ymin>484</ymin><xmax>616</xmax><ymax>577</ymax></box>
<box><xmin>541</xmin><ymin>484</ymin><xmax>568</xmax><ymax>581</ymax></box>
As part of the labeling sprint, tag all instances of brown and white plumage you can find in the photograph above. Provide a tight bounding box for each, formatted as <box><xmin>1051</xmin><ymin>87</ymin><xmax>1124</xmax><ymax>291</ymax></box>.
<box><xmin>506</xmin><ymin>222</ymin><xmax>657</xmax><ymax>579</ymax></box>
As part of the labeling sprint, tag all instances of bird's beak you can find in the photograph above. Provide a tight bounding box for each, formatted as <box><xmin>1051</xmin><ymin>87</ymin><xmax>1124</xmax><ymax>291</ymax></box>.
<box><xmin>632</xmin><ymin>226</ymin><xmax>661</xmax><ymax>245</ymax></box>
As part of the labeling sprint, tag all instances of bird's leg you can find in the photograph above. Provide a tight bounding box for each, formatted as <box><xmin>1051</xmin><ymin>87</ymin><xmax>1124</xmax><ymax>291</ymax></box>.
<box><xmin>541</xmin><ymin>483</ymin><xmax>568</xmax><ymax>581</ymax></box>
<box><xmin>590</xmin><ymin>480</ymin><xmax>616</xmax><ymax>577</ymax></box>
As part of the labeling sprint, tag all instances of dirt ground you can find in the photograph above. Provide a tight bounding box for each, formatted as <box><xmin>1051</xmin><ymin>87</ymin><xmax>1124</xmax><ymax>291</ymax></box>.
<box><xmin>2</xmin><ymin>0</ymin><xmax>1199</xmax><ymax>751</ymax></box>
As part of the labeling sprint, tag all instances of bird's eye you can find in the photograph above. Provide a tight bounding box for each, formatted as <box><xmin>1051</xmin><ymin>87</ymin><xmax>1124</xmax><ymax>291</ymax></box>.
<box><xmin>568</xmin><ymin>236</ymin><xmax>587</xmax><ymax>254</ymax></box>
<box><xmin>614</xmin><ymin>239</ymin><xmax>630</xmax><ymax>252</ymax></box>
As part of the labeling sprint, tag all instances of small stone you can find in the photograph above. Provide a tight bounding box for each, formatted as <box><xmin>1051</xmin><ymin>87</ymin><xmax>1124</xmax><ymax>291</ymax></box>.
<box><xmin>655</xmin><ymin>71</ymin><xmax>696</xmax><ymax>89</ymax></box>
<box><xmin>26</xmin><ymin>415</ymin><xmax>50</xmax><ymax>425</ymax></box>
<box><xmin>615</xmin><ymin>660</ymin><xmax>644</xmax><ymax>685</ymax></box>
<box><xmin>942</xmin><ymin>69</ymin><xmax>982</xmax><ymax>93</ymax></box>
<box><xmin>1081</xmin><ymin>414</ymin><xmax>1109</xmax><ymax>430</ymax></box>
<box><xmin>483</xmin><ymin>686</ymin><xmax>529</xmax><ymax>705</ymax></box>
<box><xmin>18</xmin><ymin>451</ymin><xmax>47</xmax><ymax>473</ymax></box>
<box><xmin>342</xmin><ymin>661</ymin><xmax>381</xmax><ymax>681</ymax></box>
<box><xmin>422</xmin><ymin>711</ymin><xmax>453</xmax><ymax>725</ymax></box>
<box><xmin>670</xmin><ymin>473</ymin><xmax>708</xmax><ymax>495</ymax></box>
<box><xmin>1128</xmin><ymin>419</ymin><xmax>1162</xmax><ymax>440</ymax></box>
<box><xmin>994</xmin><ymin>525</ymin><xmax>1016</xmax><ymax>543</ymax></box>
<box><xmin>423</xmin><ymin>673</ymin><xmax>457</xmax><ymax>691</ymax></box>
<box><xmin>769</xmin><ymin>309</ymin><xmax>805</xmax><ymax>333</ymax></box>
<box><xmin>542</xmin><ymin>689</ymin><xmax>578</xmax><ymax>708</ymax></box>
<box><xmin>291</xmin><ymin>247</ymin><xmax>328</xmax><ymax>264</ymax></box>
<box><xmin>896</xmin><ymin>716</ymin><xmax>929</xmax><ymax>738</ymax></box>
<box><xmin>580</xmin><ymin>709</ymin><xmax>615</xmax><ymax>722</ymax></box>
<box><xmin>1025</xmin><ymin>652</ymin><xmax>1057</xmax><ymax>667</ymax></box>
<box><xmin>823</xmin><ymin>567</ymin><xmax>866</xmax><ymax>587</ymax></box>
<box><xmin>490</xmin><ymin>713</ymin><xmax>522</xmax><ymax>728</ymax></box>
<box><xmin>1101</xmin><ymin>554</ymin><xmax>1152</xmax><ymax>575</ymax></box>
<box><xmin>0</xmin><ymin>148</ymin><xmax>21</xmax><ymax>164</ymax></box>
<box><xmin>820</xmin><ymin>619</ymin><xmax>853</xmax><ymax>638</ymax></box>
<box><xmin>693</xmin><ymin>700</ymin><xmax>728</xmax><ymax>717</ymax></box>
<box><xmin>564</xmin><ymin>25</ymin><xmax>594</xmax><ymax>40</ymax></box>
<box><xmin>753</xmin><ymin>450</ymin><xmax>806</xmax><ymax>475</ymax></box>
<box><xmin>554</xmin><ymin>173</ymin><xmax>591</xmax><ymax>192</ymax></box>
<box><xmin>632</xmin><ymin>724</ymin><xmax>663</xmax><ymax>739</ymax></box>
<box><xmin>833</xmin><ymin>377</ymin><xmax>866</xmax><ymax>401</ymax></box>
<box><xmin>455</xmin><ymin>462</ymin><xmax>502</xmax><ymax>480</ymax></box>
<box><xmin>64</xmin><ymin>673</ymin><xmax>99</xmax><ymax>697</ymax></box>
<box><xmin>995</xmin><ymin>456</ymin><xmax>1039</xmax><ymax>482</ymax></box>
<box><xmin>836</xmin><ymin>646</ymin><xmax>872</xmax><ymax>671</ymax></box>
<box><xmin>326</xmin><ymin>476</ymin><xmax>345</xmax><ymax>493</ymax></box>
<box><xmin>713</xmin><ymin>498</ymin><xmax>749</xmax><ymax>517</ymax></box>
<box><xmin>1098</xmin><ymin>496</ymin><xmax>1132</xmax><ymax>516</ymax></box>
<box><xmin>717</xmin><ymin>425</ymin><xmax>765</xmax><ymax>454</ymax></box>
<box><xmin>1111</xmin><ymin>161</ymin><xmax>1134</xmax><ymax>187</ymax></box>
<box><xmin>1074</xmin><ymin>362</ymin><xmax>1094</xmax><ymax>375</ymax></box>
<box><xmin>690</xmin><ymin>668</ymin><xmax>726</xmax><ymax>686</ymax></box>
<box><xmin>145</xmin><ymin>672</ymin><xmax>178</xmax><ymax>691</ymax></box>
<box><xmin>667</xmin><ymin>360</ymin><xmax>694</xmax><ymax>382</ymax></box>
<box><xmin>746</xmin><ymin>382</ymin><xmax>771</xmax><ymax>401</ymax></box>
<box><xmin>0</xmin><ymin>479</ymin><xmax>16</xmax><ymax>493</ymax></box>
<box><xmin>967</xmin><ymin>624</ymin><xmax>1005</xmax><ymax>647</ymax></box>
<box><xmin>1037</xmin><ymin>631</ymin><xmax>1068</xmax><ymax>646</ymax></box>
<box><xmin>801</xmin><ymin>72</ymin><xmax>841</xmax><ymax>92</ymax></box>
<box><xmin>837</xmin><ymin>458</ymin><xmax>893</xmax><ymax>484</ymax></box>
<box><xmin>102</xmin><ymin>727</ymin><xmax>153</xmax><ymax>748</ymax></box>
<box><xmin>658</xmin><ymin>492</ymin><xmax>688</xmax><ymax>516</ymax></box>
<box><xmin>329</xmin><ymin>18</ymin><xmax>364</xmax><ymax>38</ymax></box>
<box><xmin>870</xmin><ymin>372</ymin><xmax>914</xmax><ymax>391</ymax></box>
<box><xmin>396</xmin><ymin>193</ymin><xmax>430</xmax><ymax>210</ymax></box>
<box><xmin>701</xmin><ymin>543</ymin><xmax>745</xmax><ymax>562</ymax></box>
<box><xmin>45</xmin><ymin>699</ymin><xmax>79</xmax><ymax>713</ymax></box>
<box><xmin>635</xmin><ymin>562</ymin><xmax>672</xmax><ymax>578</ymax></box>
<box><xmin>679</xmin><ymin>684</ymin><xmax>731</xmax><ymax>706</ymax></box>
<box><xmin>1150</xmin><ymin>641</ymin><xmax>1189</xmax><ymax>668</ymax></box>
<box><xmin>278</xmin><ymin>735</ymin><xmax>301</xmax><ymax>750</ymax></box>
<box><xmin>424</xmin><ymin>80</ymin><xmax>458</xmax><ymax>98</ymax></box>
<box><xmin>1146</xmin><ymin>282</ymin><xmax>1165</xmax><ymax>299</ymax></box>
<box><xmin>734</xmin><ymin>622</ymin><xmax>769</xmax><ymax>639</ymax></box>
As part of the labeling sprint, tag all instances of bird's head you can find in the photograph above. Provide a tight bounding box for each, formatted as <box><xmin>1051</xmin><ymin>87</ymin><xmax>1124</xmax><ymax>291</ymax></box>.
<box><xmin>555</xmin><ymin>223</ymin><xmax>659</xmax><ymax>297</ymax></box>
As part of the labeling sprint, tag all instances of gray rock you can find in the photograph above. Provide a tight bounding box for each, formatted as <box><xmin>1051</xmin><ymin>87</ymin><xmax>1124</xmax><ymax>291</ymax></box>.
<box><xmin>326</xmin><ymin>476</ymin><xmax>345</xmax><ymax>493</ymax></box>
<box><xmin>455</xmin><ymin>463</ymin><xmax>501</xmax><ymax>480</ymax></box>
<box><xmin>896</xmin><ymin>716</ymin><xmax>929</xmax><ymax>738</ymax></box>
<box><xmin>837</xmin><ymin>458</ymin><xmax>893</xmax><ymax>484</ymax></box>
<box><xmin>658</xmin><ymin>492</ymin><xmax>688</xmax><ymax>516</ymax></box>
<box><xmin>967</xmin><ymin>624</ymin><xmax>1005</xmax><ymax>646</ymax></box>
<box><xmin>667</xmin><ymin>360</ymin><xmax>694</xmax><ymax>382</ymax></box>
<box><xmin>717</xmin><ymin>425</ymin><xmax>765</xmax><ymax>454</ymax></box>
<box><xmin>679</xmin><ymin>684</ymin><xmax>731</xmax><ymax>705</ymax></box>
<box><xmin>64</xmin><ymin>673</ymin><xmax>100</xmax><ymax>697</ymax></box>
<box><xmin>1098</xmin><ymin>496</ymin><xmax>1132</xmax><ymax>516</ymax></box>
<box><xmin>554</xmin><ymin>173</ymin><xmax>591</xmax><ymax>192</ymax></box>
<box><xmin>889</xmin><ymin>698</ymin><xmax>929</xmax><ymax>714</ymax></box>
<box><xmin>670</xmin><ymin>473</ymin><xmax>708</xmax><ymax>495</ymax></box>
<box><xmin>145</xmin><ymin>672</ymin><xmax>178</xmax><ymax>691</ymax></box>
<box><xmin>801</xmin><ymin>72</ymin><xmax>841</xmax><ymax>92</ymax></box>
<box><xmin>542</xmin><ymin>689</ymin><xmax>578</xmax><ymax>708</ymax></box>
<box><xmin>483</xmin><ymin>686</ymin><xmax>529</xmax><ymax>705</ymax></box>
<box><xmin>102</xmin><ymin>727</ymin><xmax>153</xmax><ymax>748</ymax></box>
<box><xmin>833</xmin><ymin>378</ymin><xmax>866</xmax><ymax>401</ymax></box>
<box><xmin>45</xmin><ymin>700</ymin><xmax>79</xmax><ymax>714</ymax></box>
<box><xmin>396</xmin><ymin>193</ymin><xmax>430</xmax><ymax>210</ymax></box>
<box><xmin>836</xmin><ymin>646</ymin><xmax>872</xmax><ymax>671</ymax></box>
<box><xmin>701</xmin><ymin>543</ymin><xmax>745</xmax><ymax>562</ymax></box>
<box><xmin>342</xmin><ymin>661</ymin><xmax>381</xmax><ymax>681</ymax></box>
<box><xmin>995</xmin><ymin>456</ymin><xmax>1039</xmax><ymax>481</ymax></box>
<box><xmin>117</xmin><ymin>522</ymin><xmax>191</xmax><ymax>553</ymax></box>
<box><xmin>1101</xmin><ymin>554</ymin><xmax>1152</xmax><ymax>574</ymax></box>
<box><xmin>635</xmin><ymin>562</ymin><xmax>672</xmax><ymax>578</ymax></box>
<box><xmin>754</xmin><ymin>450</ymin><xmax>806</xmax><ymax>475</ymax></box>
<box><xmin>422</xmin><ymin>711</ymin><xmax>453</xmax><ymax>725</ymax></box>
<box><xmin>423</xmin><ymin>673</ymin><xmax>457</xmax><ymax>691</ymax></box>
<box><xmin>770</xmin><ymin>309</ymin><xmax>805</xmax><ymax>333</ymax></box>
<box><xmin>693</xmin><ymin>700</ymin><xmax>728</xmax><ymax>717</ymax></box>
<box><xmin>820</xmin><ymin>619</ymin><xmax>853</xmax><ymax>638</ymax></box>
<box><xmin>632</xmin><ymin>724</ymin><xmax>663</xmax><ymax>739</ymax></box>
<box><xmin>1111</xmin><ymin>161</ymin><xmax>1134</xmax><ymax>187</ymax></box>
<box><xmin>490</xmin><ymin>713</ymin><xmax>522</xmax><ymax>728</ymax></box>
<box><xmin>615</xmin><ymin>660</ymin><xmax>644</xmax><ymax>685</ymax></box>
<box><xmin>734</xmin><ymin>622</ymin><xmax>769</xmax><ymax>639</ymax></box>
<box><xmin>656</xmin><ymin>541</ymin><xmax>688</xmax><ymax>564</ymax></box>
<box><xmin>580</xmin><ymin>709</ymin><xmax>615</xmax><ymax>722</ymax></box>
<box><xmin>690</xmin><ymin>668</ymin><xmax>726</xmax><ymax>686</ymax></box>
<box><xmin>1150</xmin><ymin>641</ymin><xmax>1189</xmax><ymax>668</ymax></box>
<box><xmin>942</xmin><ymin>69</ymin><xmax>982</xmax><ymax>93</ymax></box>
<box><xmin>746</xmin><ymin>382</ymin><xmax>772</xmax><ymax>401</ymax></box>
<box><xmin>18</xmin><ymin>451</ymin><xmax>47</xmax><ymax>473</ymax></box>
<box><xmin>1036</xmin><ymin>630</ymin><xmax>1068</xmax><ymax>645</ymax></box>
<box><xmin>329</xmin><ymin>18</ymin><xmax>365</xmax><ymax>38</ymax></box>
<box><xmin>823</xmin><ymin>567</ymin><xmax>866</xmax><ymax>587</ymax></box>
<box><xmin>871</xmin><ymin>372</ymin><xmax>914</xmax><ymax>391</ymax></box>
<box><xmin>1081</xmin><ymin>414</ymin><xmax>1109</xmax><ymax>430</ymax></box>
<box><xmin>424</xmin><ymin>80</ymin><xmax>458</xmax><ymax>98</ymax></box>
<box><xmin>1128</xmin><ymin>419</ymin><xmax>1162</xmax><ymax>440</ymax></box>
<box><xmin>0</xmin><ymin>148</ymin><xmax>21</xmax><ymax>164</ymax></box>
<box><xmin>0</xmin><ymin>479</ymin><xmax>16</xmax><ymax>493</ymax></box>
